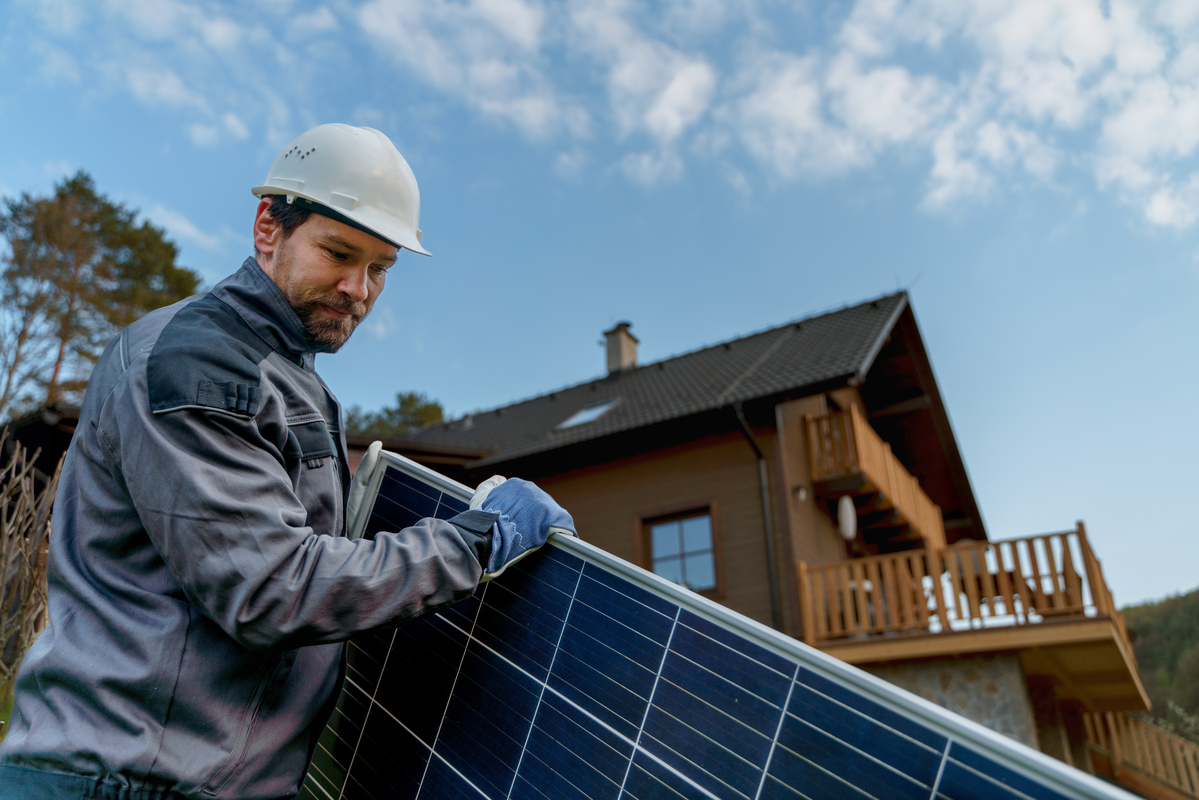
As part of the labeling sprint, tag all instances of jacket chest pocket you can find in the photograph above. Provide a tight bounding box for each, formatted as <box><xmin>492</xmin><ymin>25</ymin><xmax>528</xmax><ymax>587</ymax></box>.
<box><xmin>286</xmin><ymin>417</ymin><xmax>335</xmax><ymax>468</ymax></box>
<box><xmin>284</xmin><ymin>417</ymin><xmax>343</xmax><ymax>534</ymax></box>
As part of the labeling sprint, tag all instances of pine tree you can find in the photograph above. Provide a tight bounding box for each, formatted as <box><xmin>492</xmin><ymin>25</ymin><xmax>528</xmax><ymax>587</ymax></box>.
<box><xmin>0</xmin><ymin>172</ymin><xmax>200</xmax><ymax>416</ymax></box>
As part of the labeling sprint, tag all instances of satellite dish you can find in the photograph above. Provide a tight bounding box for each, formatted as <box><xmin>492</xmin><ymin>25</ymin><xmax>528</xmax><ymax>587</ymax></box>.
<box><xmin>837</xmin><ymin>495</ymin><xmax>857</xmax><ymax>541</ymax></box>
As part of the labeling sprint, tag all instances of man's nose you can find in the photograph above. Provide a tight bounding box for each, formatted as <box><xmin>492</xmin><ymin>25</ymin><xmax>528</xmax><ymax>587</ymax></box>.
<box><xmin>338</xmin><ymin>268</ymin><xmax>369</xmax><ymax>303</ymax></box>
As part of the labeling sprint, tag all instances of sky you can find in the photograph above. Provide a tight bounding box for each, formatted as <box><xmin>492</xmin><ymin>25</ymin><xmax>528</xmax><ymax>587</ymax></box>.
<box><xmin>1</xmin><ymin>0</ymin><xmax>1196</xmax><ymax>608</ymax></box>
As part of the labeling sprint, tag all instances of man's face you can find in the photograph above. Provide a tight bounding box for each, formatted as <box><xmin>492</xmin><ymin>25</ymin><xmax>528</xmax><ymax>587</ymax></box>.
<box><xmin>259</xmin><ymin>211</ymin><xmax>398</xmax><ymax>351</ymax></box>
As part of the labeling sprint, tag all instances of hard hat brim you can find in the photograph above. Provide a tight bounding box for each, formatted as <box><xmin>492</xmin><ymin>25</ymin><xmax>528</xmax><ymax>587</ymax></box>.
<box><xmin>252</xmin><ymin>186</ymin><xmax>432</xmax><ymax>257</ymax></box>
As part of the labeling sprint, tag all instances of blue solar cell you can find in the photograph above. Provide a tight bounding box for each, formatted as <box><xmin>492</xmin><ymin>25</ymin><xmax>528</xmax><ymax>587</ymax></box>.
<box><xmin>621</xmin><ymin>750</ymin><xmax>721</xmax><ymax>800</ymax></box>
<box><xmin>581</xmin><ymin>561</ymin><xmax>679</xmax><ymax>618</ymax></box>
<box><xmin>797</xmin><ymin>667</ymin><xmax>948</xmax><ymax>753</ymax></box>
<box><xmin>678</xmin><ymin>610</ymin><xmax>793</xmax><ymax>676</ymax></box>
<box><xmin>941</xmin><ymin>743</ymin><xmax>1072</xmax><ymax>800</ymax></box>
<box><xmin>438</xmin><ymin>494</ymin><xmax>470</xmax><ymax>516</ymax></box>
<box><xmin>787</xmin><ymin>675</ymin><xmax>945</xmax><ymax>790</ymax></box>
<box><xmin>346</xmin><ymin>706</ymin><xmax>430</xmax><ymax>800</ymax></box>
<box><xmin>773</xmin><ymin>708</ymin><xmax>931</xmax><ymax>800</ymax></box>
<box><xmin>668</xmin><ymin>618</ymin><xmax>793</xmax><ymax>709</ymax></box>
<box><xmin>547</xmin><ymin>626</ymin><xmax>659</xmax><ymax>739</ymax></box>
<box><xmin>471</xmin><ymin>562</ymin><xmax>578</xmax><ymax>680</ymax></box>
<box><xmin>640</xmin><ymin>700</ymin><xmax>765</xmax><ymax>797</ymax></box>
<box><xmin>515</xmin><ymin>692</ymin><xmax>633</xmax><ymax>800</ymax></box>
<box><xmin>418</xmin><ymin>757</ymin><xmax>490</xmax><ymax>800</ymax></box>
<box><xmin>432</xmin><ymin>645</ymin><xmax>541</xmax><ymax>798</ymax></box>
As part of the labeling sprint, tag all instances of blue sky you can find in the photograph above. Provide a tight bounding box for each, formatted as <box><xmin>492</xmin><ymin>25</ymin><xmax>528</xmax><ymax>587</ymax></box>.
<box><xmin>2</xmin><ymin>0</ymin><xmax>1196</xmax><ymax>607</ymax></box>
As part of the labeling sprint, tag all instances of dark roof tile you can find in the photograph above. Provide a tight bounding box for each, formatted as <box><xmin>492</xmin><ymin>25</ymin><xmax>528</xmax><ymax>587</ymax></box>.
<box><xmin>405</xmin><ymin>293</ymin><xmax>908</xmax><ymax>466</ymax></box>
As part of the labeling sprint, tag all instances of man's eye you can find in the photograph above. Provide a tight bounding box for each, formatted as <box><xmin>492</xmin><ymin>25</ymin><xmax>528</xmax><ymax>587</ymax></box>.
<box><xmin>370</xmin><ymin>265</ymin><xmax>390</xmax><ymax>277</ymax></box>
<box><xmin>327</xmin><ymin>249</ymin><xmax>347</xmax><ymax>260</ymax></box>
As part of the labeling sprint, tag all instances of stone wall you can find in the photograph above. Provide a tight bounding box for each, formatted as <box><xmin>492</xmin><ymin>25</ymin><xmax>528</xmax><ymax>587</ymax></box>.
<box><xmin>866</xmin><ymin>654</ymin><xmax>1039</xmax><ymax>749</ymax></box>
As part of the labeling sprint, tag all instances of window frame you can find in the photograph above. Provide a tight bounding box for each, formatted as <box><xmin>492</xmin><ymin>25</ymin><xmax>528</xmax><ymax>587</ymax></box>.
<box><xmin>637</xmin><ymin>502</ymin><xmax>724</xmax><ymax>598</ymax></box>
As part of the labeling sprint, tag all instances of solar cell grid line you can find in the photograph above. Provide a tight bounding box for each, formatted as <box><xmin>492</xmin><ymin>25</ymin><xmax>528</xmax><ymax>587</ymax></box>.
<box><xmin>300</xmin><ymin>452</ymin><xmax>1140</xmax><ymax>800</ymax></box>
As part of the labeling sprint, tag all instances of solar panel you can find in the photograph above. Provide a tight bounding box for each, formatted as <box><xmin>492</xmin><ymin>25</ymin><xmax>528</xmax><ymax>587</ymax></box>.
<box><xmin>303</xmin><ymin>453</ymin><xmax>1135</xmax><ymax>800</ymax></box>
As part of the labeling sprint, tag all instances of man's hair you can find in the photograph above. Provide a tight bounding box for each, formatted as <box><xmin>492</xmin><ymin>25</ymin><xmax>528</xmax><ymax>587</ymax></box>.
<box><xmin>255</xmin><ymin>195</ymin><xmax>312</xmax><ymax>255</ymax></box>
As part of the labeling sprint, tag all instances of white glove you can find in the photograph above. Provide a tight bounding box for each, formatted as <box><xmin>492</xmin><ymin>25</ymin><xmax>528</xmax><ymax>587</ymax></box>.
<box><xmin>469</xmin><ymin>474</ymin><xmax>508</xmax><ymax>511</ymax></box>
<box><xmin>346</xmin><ymin>441</ymin><xmax>383</xmax><ymax>539</ymax></box>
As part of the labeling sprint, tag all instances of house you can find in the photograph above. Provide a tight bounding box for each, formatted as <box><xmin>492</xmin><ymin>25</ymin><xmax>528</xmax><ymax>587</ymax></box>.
<box><xmin>355</xmin><ymin>293</ymin><xmax>1189</xmax><ymax>797</ymax></box>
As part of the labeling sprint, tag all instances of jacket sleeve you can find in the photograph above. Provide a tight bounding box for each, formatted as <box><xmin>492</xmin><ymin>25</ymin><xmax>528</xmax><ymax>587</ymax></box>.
<box><xmin>99</xmin><ymin>374</ymin><xmax>484</xmax><ymax>652</ymax></box>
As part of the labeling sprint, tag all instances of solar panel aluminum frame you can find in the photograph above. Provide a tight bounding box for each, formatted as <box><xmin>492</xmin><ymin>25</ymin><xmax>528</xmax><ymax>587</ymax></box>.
<box><xmin>326</xmin><ymin>451</ymin><xmax>1137</xmax><ymax>800</ymax></box>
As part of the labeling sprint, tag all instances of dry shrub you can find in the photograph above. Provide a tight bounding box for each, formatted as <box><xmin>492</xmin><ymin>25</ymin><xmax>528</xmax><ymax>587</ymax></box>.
<box><xmin>1</xmin><ymin>444</ymin><xmax>62</xmax><ymax>716</ymax></box>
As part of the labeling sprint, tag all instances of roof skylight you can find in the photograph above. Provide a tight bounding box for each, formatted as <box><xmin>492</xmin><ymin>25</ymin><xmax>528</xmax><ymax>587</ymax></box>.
<box><xmin>556</xmin><ymin>397</ymin><xmax>620</xmax><ymax>430</ymax></box>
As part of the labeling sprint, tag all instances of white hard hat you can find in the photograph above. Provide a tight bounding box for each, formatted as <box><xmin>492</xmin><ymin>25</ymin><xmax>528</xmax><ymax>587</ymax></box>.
<box><xmin>252</xmin><ymin>123</ymin><xmax>431</xmax><ymax>256</ymax></box>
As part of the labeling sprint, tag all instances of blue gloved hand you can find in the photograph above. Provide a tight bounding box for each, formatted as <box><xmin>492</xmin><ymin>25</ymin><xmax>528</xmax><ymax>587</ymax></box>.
<box><xmin>471</xmin><ymin>477</ymin><xmax>576</xmax><ymax>581</ymax></box>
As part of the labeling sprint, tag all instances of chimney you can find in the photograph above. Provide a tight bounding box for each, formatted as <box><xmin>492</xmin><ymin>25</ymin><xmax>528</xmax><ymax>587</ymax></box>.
<box><xmin>603</xmin><ymin>322</ymin><xmax>638</xmax><ymax>374</ymax></box>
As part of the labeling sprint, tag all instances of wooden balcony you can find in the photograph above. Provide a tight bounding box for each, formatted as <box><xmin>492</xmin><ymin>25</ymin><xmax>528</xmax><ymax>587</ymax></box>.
<box><xmin>797</xmin><ymin>524</ymin><xmax>1148</xmax><ymax>712</ymax></box>
<box><xmin>1086</xmin><ymin>712</ymin><xmax>1199</xmax><ymax>799</ymax></box>
<box><xmin>805</xmin><ymin>406</ymin><xmax>946</xmax><ymax>550</ymax></box>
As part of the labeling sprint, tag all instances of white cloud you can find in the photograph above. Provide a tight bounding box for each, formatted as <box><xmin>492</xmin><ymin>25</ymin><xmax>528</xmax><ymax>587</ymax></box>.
<box><xmin>358</xmin><ymin>0</ymin><xmax>580</xmax><ymax>139</ymax></box>
<box><xmin>145</xmin><ymin>203</ymin><xmax>224</xmax><ymax>250</ymax></box>
<box><xmin>731</xmin><ymin>53</ymin><xmax>865</xmax><ymax>178</ymax></box>
<box><xmin>620</xmin><ymin>149</ymin><xmax>683</xmax><ymax>186</ymax></box>
<box><xmin>571</xmin><ymin>0</ymin><xmax>716</xmax><ymax>145</ymax></box>
<box><xmin>1144</xmin><ymin>175</ymin><xmax>1199</xmax><ymax>228</ymax></box>
<box><xmin>126</xmin><ymin>67</ymin><xmax>208</xmax><ymax>110</ymax></box>
<box><xmin>363</xmin><ymin>306</ymin><xmax>398</xmax><ymax>340</ymax></box>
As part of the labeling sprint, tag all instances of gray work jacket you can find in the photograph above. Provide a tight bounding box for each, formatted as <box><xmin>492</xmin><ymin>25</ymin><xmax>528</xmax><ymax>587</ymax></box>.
<box><xmin>1</xmin><ymin>259</ymin><xmax>488</xmax><ymax>799</ymax></box>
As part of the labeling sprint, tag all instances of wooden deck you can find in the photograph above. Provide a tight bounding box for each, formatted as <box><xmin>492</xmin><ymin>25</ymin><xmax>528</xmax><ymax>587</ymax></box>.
<box><xmin>797</xmin><ymin>524</ymin><xmax>1148</xmax><ymax>712</ymax></box>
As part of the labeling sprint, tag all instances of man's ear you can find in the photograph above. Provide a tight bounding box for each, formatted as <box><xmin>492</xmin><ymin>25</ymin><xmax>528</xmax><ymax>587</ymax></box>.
<box><xmin>253</xmin><ymin>198</ymin><xmax>282</xmax><ymax>268</ymax></box>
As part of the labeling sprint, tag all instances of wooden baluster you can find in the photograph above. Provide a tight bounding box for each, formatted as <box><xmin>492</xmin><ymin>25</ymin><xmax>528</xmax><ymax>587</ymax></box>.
<box><xmin>978</xmin><ymin>544</ymin><xmax>999</xmax><ymax>620</ymax></box>
<box><xmin>1060</xmin><ymin>534</ymin><xmax>1083</xmax><ymax>614</ymax></box>
<box><xmin>866</xmin><ymin>558</ymin><xmax>884</xmax><ymax>632</ymax></box>
<box><xmin>840</xmin><ymin>563</ymin><xmax>857</xmax><ymax>636</ymax></box>
<box><xmin>992</xmin><ymin>541</ymin><xmax>1015</xmax><ymax>622</ymax></box>
<box><xmin>926</xmin><ymin>548</ymin><xmax>948</xmax><ymax>632</ymax></box>
<box><xmin>1108</xmin><ymin>713</ymin><xmax>1123</xmax><ymax>778</ymax></box>
<box><xmin>851</xmin><ymin>561</ymin><xmax>869</xmax><ymax>634</ymax></box>
<box><xmin>1025</xmin><ymin>538</ymin><xmax>1048</xmax><ymax>618</ymax></box>
<box><xmin>958</xmin><ymin>546</ymin><xmax>982</xmax><ymax>628</ymax></box>
<box><xmin>797</xmin><ymin>560</ymin><xmax>817</xmax><ymax>646</ymax></box>
<box><xmin>823</xmin><ymin>567</ymin><xmax>841</xmax><ymax>638</ymax></box>
<box><xmin>1042</xmin><ymin>535</ymin><xmax>1066</xmax><ymax>614</ymax></box>
<box><xmin>882</xmin><ymin>557</ymin><xmax>901</xmax><ymax>631</ymax></box>
<box><xmin>1184</xmin><ymin>737</ymin><xmax>1199</xmax><ymax>793</ymax></box>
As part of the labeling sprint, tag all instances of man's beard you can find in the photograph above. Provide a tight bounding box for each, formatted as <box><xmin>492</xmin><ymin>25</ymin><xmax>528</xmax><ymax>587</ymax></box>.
<box><xmin>291</xmin><ymin>289</ymin><xmax>368</xmax><ymax>352</ymax></box>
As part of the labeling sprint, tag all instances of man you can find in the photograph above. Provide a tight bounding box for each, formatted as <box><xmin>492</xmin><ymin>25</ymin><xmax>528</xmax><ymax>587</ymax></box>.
<box><xmin>0</xmin><ymin>124</ymin><xmax>574</xmax><ymax>799</ymax></box>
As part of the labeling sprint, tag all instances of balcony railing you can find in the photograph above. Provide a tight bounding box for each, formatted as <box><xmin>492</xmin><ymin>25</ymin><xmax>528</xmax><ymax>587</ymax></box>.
<box><xmin>796</xmin><ymin>523</ymin><xmax>1122</xmax><ymax>646</ymax></box>
<box><xmin>805</xmin><ymin>406</ymin><xmax>946</xmax><ymax>549</ymax></box>
<box><xmin>1085</xmin><ymin>712</ymin><xmax>1199</xmax><ymax>799</ymax></box>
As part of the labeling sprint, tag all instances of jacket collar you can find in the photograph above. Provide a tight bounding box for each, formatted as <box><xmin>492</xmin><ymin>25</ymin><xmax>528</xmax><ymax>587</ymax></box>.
<box><xmin>212</xmin><ymin>258</ymin><xmax>323</xmax><ymax>368</ymax></box>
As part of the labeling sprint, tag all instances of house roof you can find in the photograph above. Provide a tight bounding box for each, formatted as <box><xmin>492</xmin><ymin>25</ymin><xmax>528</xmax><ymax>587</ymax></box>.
<box><xmin>405</xmin><ymin>293</ymin><xmax>909</xmax><ymax>467</ymax></box>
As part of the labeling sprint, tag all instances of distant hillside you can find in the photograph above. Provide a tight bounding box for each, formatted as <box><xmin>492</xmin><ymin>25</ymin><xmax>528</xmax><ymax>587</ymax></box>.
<box><xmin>1123</xmin><ymin>585</ymin><xmax>1199</xmax><ymax>717</ymax></box>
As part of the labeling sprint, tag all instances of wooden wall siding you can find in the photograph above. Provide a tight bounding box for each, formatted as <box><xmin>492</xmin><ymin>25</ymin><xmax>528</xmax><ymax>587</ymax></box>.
<box><xmin>535</xmin><ymin>432</ymin><xmax>784</xmax><ymax>632</ymax></box>
<box><xmin>1086</xmin><ymin>712</ymin><xmax>1199</xmax><ymax>799</ymax></box>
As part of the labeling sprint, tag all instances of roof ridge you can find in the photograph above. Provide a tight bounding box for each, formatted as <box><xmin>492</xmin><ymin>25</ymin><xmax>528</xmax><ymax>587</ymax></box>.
<box><xmin>448</xmin><ymin>290</ymin><xmax>908</xmax><ymax>420</ymax></box>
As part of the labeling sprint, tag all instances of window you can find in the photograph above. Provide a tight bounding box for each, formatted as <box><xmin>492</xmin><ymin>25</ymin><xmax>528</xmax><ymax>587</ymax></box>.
<box><xmin>647</xmin><ymin>512</ymin><xmax>716</xmax><ymax>592</ymax></box>
<box><xmin>556</xmin><ymin>397</ymin><xmax>619</xmax><ymax>430</ymax></box>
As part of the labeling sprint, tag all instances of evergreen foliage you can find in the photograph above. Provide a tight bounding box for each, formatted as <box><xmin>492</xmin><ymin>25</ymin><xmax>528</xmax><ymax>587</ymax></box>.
<box><xmin>344</xmin><ymin>391</ymin><xmax>444</xmax><ymax>438</ymax></box>
<box><xmin>0</xmin><ymin>172</ymin><xmax>200</xmax><ymax>417</ymax></box>
<box><xmin>1124</xmin><ymin>585</ymin><xmax>1199</xmax><ymax>742</ymax></box>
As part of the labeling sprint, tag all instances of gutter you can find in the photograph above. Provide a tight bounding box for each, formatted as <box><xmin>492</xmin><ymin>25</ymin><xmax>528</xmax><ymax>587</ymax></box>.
<box><xmin>733</xmin><ymin>401</ymin><xmax>783</xmax><ymax>632</ymax></box>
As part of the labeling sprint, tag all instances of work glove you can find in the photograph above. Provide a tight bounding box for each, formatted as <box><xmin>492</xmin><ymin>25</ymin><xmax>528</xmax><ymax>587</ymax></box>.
<box><xmin>470</xmin><ymin>476</ymin><xmax>576</xmax><ymax>581</ymax></box>
<box><xmin>346</xmin><ymin>440</ymin><xmax>383</xmax><ymax>539</ymax></box>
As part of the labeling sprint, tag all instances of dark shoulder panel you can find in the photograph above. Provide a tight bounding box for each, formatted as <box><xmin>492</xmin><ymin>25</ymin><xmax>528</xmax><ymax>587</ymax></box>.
<box><xmin>147</xmin><ymin>294</ymin><xmax>276</xmax><ymax>418</ymax></box>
